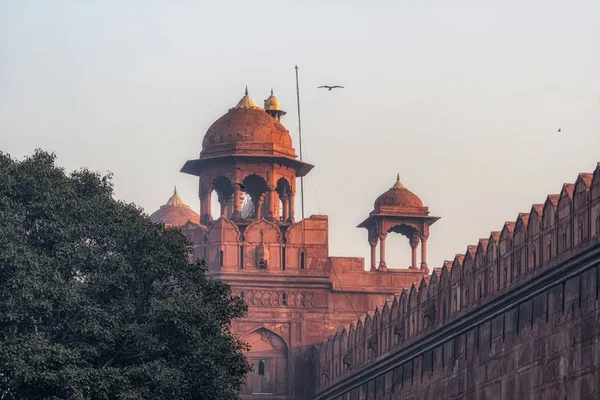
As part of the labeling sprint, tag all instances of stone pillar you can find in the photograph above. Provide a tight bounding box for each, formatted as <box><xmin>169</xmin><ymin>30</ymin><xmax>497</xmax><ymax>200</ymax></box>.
<box><xmin>282</xmin><ymin>194</ymin><xmax>289</xmax><ymax>222</ymax></box>
<box><xmin>268</xmin><ymin>188</ymin><xmax>276</xmax><ymax>221</ymax></box>
<box><xmin>232</xmin><ymin>173</ymin><xmax>242</xmax><ymax>220</ymax></box>
<box><xmin>410</xmin><ymin>234</ymin><xmax>420</xmax><ymax>269</ymax></box>
<box><xmin>200</xmin><ymin>184</ymin><xmax>212</xmax><ymax>224</ymax></box>
<box><xmin>255</xmin><ymin>194</ymin><xmax>265</xmax><ymax>220</ymax></box>
<box><xmin>369</xmin><ymin>238</ymin><xmax>378</xmax><ymax>271</ymax></box>
<box><xmin>219</xmin><ymin>201</ymin><xmax>226</xmax><ymax>218</ymax></box>
<box><xmin>288</xmin><ymin>192</ymin><xmax>295</xmax><ymax>223</ymax></box>
<box><xmin>420</xmin><ymin>237</ymin><xmax>428</xmax><ymax>271</ymax></box>
<box><xmin>378</xmin><ymin>234</ymin><xmax>387</xmax><ymax>270</ymax></box>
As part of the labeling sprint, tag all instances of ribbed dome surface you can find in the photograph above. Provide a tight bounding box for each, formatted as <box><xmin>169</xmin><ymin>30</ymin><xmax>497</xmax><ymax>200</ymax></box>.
<box><xmin>150</xmin><ymin>189</ymin><xmax>201</xmax><ymax>227</ymax></box>
<box><xmin>374</xmin><ymin>175</ymin><xmax>424</xmax><ymax>212</ymax></box>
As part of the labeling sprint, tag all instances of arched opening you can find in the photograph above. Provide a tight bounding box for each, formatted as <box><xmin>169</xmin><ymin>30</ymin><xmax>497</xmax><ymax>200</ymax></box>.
<box><xmin>452</xmin><ymin>296</ymin><xmax>457</xmax><ymax>312</ymax></box>
<box><xmin>386</xmin><ymin>224</ymin><xmax>418</xmax><ymax>269</ymax></box>
<box><xmin>578</xmin><ymin>223</ymin><xmax>583</xmax><ymax>245</ymax></box>
<box><xmin>282</xmin><ymin>292</ymin><xmax>288</xmax><ymax>306</ymax></box>
<box><xmin>596</xmin><ymin>214</ymin><xmax>600</xmax><ymax>236</ymax></box>
<box><xmin>531</xmin><ymin>250</ymin><xmax>536</xmax><ymax>269</ymax></box>
<box><xmin>488</xmin><ymin>273</ymin><xmax>494</xmax><ymax>294</ymax></box>
<box><xmin>300</xmin><ymin>252</ymin><xmax>305</xmax><ymax>269</ymax></box>
<box><xmin>464</xmin><ymin>287</ymin><xmax>469</xmax><ymax>307</ymax></box>
<box><xmin>547</xmin><ymin>241</ymin><xmax>552</xmax><ymax>262</ymax></box>
<box><xmin>210</xmin><ymin>190</ymin><xmax>220</xmax><ymax>220</ymax></box>
<box><xmin>242</xmin><ymin>174</ymin><xmax>270</xmax><ymax>219</ymax></box>
<box><xmin>562</xmin><ymin>231</ymin><xmax>568</xmax><ymax>252</ymax></box>
<box><xmin>242</xmin><ymin>328</ymin><xmax>288</xmax><ymax>396</ymax></box>
<box><xmin>258</xmin><ymin>360</ymin><xmax>265</xmax><ymax>376</ymax></box>
<box><xmin>276</xmin><ymin>177</ymin><xmax>292</xmax><ymax>222</ymax></box>
<box><xmin>219</xmin><ymin>249</ymin><xmax>224</xmax><ymax>267</ymax></box>
<box><xmin>240</xmin><ymin>245</ymin><xmax>244</xmax><ymax>269</ymax></box>
<box><xmin>477</xmin><ymin>281</ymin><xmax>482</xmax><ymax>300</ymax></box>
<box><xmin>211</xmin><ymin>176</ymin><xmax>234</xmax><ymax>219</ymax></box>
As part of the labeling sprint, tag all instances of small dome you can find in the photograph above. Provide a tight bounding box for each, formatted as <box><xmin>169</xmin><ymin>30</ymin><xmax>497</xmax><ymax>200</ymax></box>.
<box><xmin>374</xmin><ymin>175</ymin><xmax>424</xmax><ymax>211</ymax></box>
<box><xmin>201</xmin><ymin>87</ymin><xmax>294</xmax><ymax>158</ymax></box>
<box><xmin>264</xmin><ymin>89</ymin><xmax>282</xmax><ymax>111</ymax></box>
<box><xmin>150</xmin><ymin>187</ymin><xmax>201</xmax><ymax>227</ymax></box>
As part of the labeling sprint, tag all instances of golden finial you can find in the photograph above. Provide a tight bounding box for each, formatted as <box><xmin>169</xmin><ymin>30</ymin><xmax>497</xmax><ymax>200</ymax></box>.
<box><xmin>233</xmin><ymin>86</ymin><xmax>259</xmax><ymax>109</ymax></box>
<box><xmin>392</xmin><ymin>173</ymin><xmax>405</xmax><ymax>189</ymax></box>
<box><xmin>174</xmin><ymin>185</ymin><xmax>177</xmax><ymax>195</ymax></box>
<box><xmin>271</xmin><ymin>88</ymin><xmax>274</xmax><ymax>95</ymax></box>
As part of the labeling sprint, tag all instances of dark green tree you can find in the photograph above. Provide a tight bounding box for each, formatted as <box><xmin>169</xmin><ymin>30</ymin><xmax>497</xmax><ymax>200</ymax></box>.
<box><xmin>0</xmin><ymin>150</ymin><xmax>250</xmax><ymax>400</ymax></box>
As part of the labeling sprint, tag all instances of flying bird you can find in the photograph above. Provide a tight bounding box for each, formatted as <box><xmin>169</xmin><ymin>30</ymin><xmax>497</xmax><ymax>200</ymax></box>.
<box><xmin>318</xmin><ymin>85</ymin><xmax>345</xmax><ymax>91</ymax></box>
<box><xmin>557</xmin><ymin>128</ymin><xmax>561</xmax><ymax>132</ymax></box>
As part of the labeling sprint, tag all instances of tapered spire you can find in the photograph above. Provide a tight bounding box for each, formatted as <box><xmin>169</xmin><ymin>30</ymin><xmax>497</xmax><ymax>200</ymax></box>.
<box><xmin>234</xmin><ymin>86</ymin><xmax>259</xmax><ymax>109</ymax></box>
<box><xmin>392</xmin><ymin>173</ymin><xmax>405</xmax><ymax>189</ymax></box>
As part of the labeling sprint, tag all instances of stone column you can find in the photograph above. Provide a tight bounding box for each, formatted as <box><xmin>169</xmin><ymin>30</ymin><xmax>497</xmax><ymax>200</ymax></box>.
<box><xmin>282</xmin><ymin>194</ymin><xmax>289</xmax><ymax>222</ymax></box>
<box><xmin>200</xmin><ymin>184</ymin><xmax>212</xmax><ymax>224</ymax></box>
<box><xmin>378</xmin><ymin>234</ymin><xmax>387</xmax><ymax>270</ymax></box>
<box><xmin>420</xmin><ymin>237</ymin><xmax>428</xmax><ymax>271</ymax></box>
<box><xmin>232</xmin><ymin>173</ymin><xmax>242</xmax><ymax>220</ymax></box>
<box><xmin>369</xmin><ymin>238</ymin><xmax>378</xmax><ymax>271</ymax></box>
<box><xmin>268</xmin><ymin>188</ymin><xmax>276</xmax><ymax>221</ymax></box>
<box><xmin>255</xmin><ymin>193</ymin><xmax>265</xmax><ymax>220</ymax></box>
<box><xmin>219</xmin><ymin>200</ymin><xmax>226</xmax><ymax>218</ymax></box>
<box><xmin>410</xmin><ymin>234</ymin><xmax>420</xmax><ymax>269</ymax></box>
<box><xmin>288</xmin><ymin>192</ymin><xmax>295</xmax><ymax>223</ymax></box>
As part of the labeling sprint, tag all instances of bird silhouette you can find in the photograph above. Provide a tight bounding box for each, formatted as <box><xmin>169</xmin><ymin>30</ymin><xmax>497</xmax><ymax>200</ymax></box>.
<box><xmin>557</xmin><ymin>128</ymin><xmax>562</xmax><ymax>132</ymax></box>
<box><xmin>318</xmin><ymin>85</ymin><xmax>345</xmax><ymax>91</ymax></box>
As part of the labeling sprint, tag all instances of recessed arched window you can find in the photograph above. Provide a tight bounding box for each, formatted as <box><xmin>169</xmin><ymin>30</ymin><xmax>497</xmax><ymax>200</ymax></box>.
<box><xmin>578</xmin><ymin>223</ymin><xmax>583</xmax><ymax>244</ymax></box>
<box><xmin>477</xmin><ymin>281</ymin><xmax>482</xmax><ymax>300</ymax></box>
<box><xmin>531</xmin><ymin>250</ymin><xmax>536</xmax><ymax>269</ymax></box>
<box><xmin>562</xmin><ymin>231</ymin><xmax>567</xmax><ymax>252</ymax></box>
<box><xmin>258</xmin><ymin>359</ymin><xmax>265</xmax><ymax>375</ymax></box>
<box><xmin>547</xmin><ymin>241</ymin><xmax>552</xmax><ymax>261</ymax></box>
<box><xmin>464</xmin><ymin>287</ymin><xmax>469</xmax><ymax>306</ymax></box>
<box><xmin>452</xmin><ymin>296</ymin><xmax>457</xmax><ymax>312</ymax></box>
<box><xmin>596</xmin><ymin>214</ymin><xmax>600</xmax><ymax>235</ymax></box>
<box><xmin>219</xmin><ymin>250</ymin><xmax>224</xmax><ymax>267</ymax></box>
<box><xmin>282</xmin><ymin>247</ymin><xmax>286</xmax><ymax>270</ymax></box>
<box><xmin>239</xmin><ymin>246</ymin><xmax>244</xmax><ymax>269</ymax></box>
<box><xmin>300</xmin><ymin>252</ymin><xmax>305</xmax><ymax>269</ymax></box>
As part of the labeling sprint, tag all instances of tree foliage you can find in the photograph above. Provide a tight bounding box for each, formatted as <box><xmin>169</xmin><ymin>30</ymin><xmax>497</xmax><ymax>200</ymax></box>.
<box><xmin>0</xmin><ymin>150</ymin><xmax>250</xmax><ymax>399</ymax></box>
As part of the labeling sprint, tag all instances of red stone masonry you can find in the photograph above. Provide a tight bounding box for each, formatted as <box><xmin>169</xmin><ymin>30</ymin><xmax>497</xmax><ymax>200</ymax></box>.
<box><xmin>314</xmin><ymin>162</ymin><xmax>600</xmax><ymax>400</ymax></box>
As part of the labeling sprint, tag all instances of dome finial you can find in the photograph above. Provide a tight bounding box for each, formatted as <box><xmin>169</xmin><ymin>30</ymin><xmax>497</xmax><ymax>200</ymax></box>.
<box><xmin>233</xmin><ymin>87</ymin><xmax>259</xmax><ymax>109</ymax></box>
<box><xmin>174</xmin><ymin>185</ymin><xmax>177</xmax><ymax>195</ymax></box>
<box><xmin>271</xmin><ymin>88</ymin><xmax>274</xmax><ymax>95</ymax></box>
<box><xmin>392</xmin><ymin>174</ymin><xmax>405</xmax><ymax>189</ymax></box>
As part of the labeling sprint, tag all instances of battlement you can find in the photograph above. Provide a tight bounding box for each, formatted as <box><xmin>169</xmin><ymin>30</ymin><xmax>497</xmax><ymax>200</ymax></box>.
<box><xmin>314</xmin><ymin>162</ymin><xmax>600</xmax><ymax>398</ymax></box>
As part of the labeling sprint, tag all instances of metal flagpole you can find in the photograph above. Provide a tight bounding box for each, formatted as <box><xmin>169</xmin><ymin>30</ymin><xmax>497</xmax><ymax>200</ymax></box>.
<box><xmin>295</xmin><ymin>65</ymin><xmax>305</xmax><ymax>220</ymax></box>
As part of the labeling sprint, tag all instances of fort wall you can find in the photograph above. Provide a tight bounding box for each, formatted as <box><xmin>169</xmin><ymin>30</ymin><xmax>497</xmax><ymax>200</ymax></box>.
<box><xmin>314</xmin><ymin>163</ymin><xmax>600</xmax><ymax>400</ymax></box>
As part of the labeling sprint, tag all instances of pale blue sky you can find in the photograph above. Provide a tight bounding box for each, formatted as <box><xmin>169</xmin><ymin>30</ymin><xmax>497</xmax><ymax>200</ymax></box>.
<box><xmin>1</xmin><ymin>0</ymin><xmax>599</xmax><ymax>270</ymax></box>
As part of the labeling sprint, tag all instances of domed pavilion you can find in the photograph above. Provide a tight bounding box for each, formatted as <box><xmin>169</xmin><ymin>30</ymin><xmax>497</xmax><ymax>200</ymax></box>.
<box><xmin>358</xmin><ymin>174</ymin><xmax>440</xmax><ymax>271</ymax></box>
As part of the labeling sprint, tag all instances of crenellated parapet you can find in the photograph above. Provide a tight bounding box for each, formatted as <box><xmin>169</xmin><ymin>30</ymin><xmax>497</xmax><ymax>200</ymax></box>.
<box><xmin>314</xmin><ymin>161</ymin><xmax>600</xmax><ymax>394</ymax></box>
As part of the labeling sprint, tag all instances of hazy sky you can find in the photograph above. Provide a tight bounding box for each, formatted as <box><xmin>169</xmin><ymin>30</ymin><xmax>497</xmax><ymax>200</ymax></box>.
<box><xmin>2</xmin><ymin>0</ymin><xmax>599</xmax><ymax>270</ymax></box>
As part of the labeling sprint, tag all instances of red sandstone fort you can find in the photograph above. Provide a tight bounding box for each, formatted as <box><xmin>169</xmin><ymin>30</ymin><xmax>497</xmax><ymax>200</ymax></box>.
<box><xmin>150</xmin><ymin>89</ymin><xmax>600</xmax><ymax>400</ymax></box>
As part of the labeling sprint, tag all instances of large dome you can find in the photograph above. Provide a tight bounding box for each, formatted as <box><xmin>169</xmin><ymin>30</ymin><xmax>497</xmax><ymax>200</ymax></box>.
<box><xmin>374</xmin><ymin>175</ymin><xmax>424</xmax><ymax>212</ymax></box>
<box><xmin>200</xmin><ymin>88</ymin><xmax>294</xmax><ymax>159</ymax></box>
<box><xmin>150</xmin><ymin>188</ymin><xmax>201</xmax><ymax>227</ymax></box>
